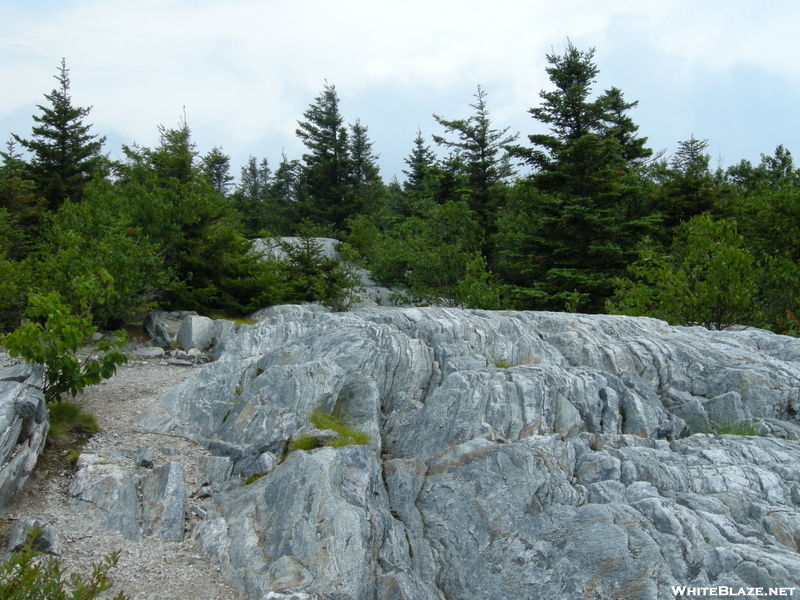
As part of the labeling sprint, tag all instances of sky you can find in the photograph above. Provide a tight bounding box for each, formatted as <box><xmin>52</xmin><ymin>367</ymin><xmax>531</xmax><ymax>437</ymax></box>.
<box><xmin>2</xmin><ymin>0</ymin><xmax>800</xmax><ymax>184</ymax></box>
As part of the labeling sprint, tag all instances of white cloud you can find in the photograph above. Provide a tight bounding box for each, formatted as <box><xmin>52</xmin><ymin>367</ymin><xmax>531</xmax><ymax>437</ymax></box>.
<box><xmin>2</xmin><ymin>0</ymin><xmax>800</xmax><ymax>175</ymax></box>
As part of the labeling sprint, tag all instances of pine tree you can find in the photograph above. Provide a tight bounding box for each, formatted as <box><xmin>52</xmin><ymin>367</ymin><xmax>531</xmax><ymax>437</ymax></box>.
<box><xmin>402</xmin><ymin>129</ymin><xmax>437</xmax><ymax>194</ymax></box>
<box><xmin>202</xmin><ymin>146</ymin><xmax>234</xmax><ymax>195</ymax></box>
<box><xmin>232</xmin><ymin>155</ymin><xmax>271</xmax><ymax>237</ymax></box>
<box><xmin>13</xmin><ymin>59</ymin><xmax>106</xmax><ymax>210</ymax></box>
<box><xmin>499</xmin><ymin>43</ymin><xmax>655</xmax><ymax>312</ymax></box>
<box><xmin>654</xmin><ymin>136</ymin><xmax>718</xmax><ymax>229</ymax></box>
<box><xmin>295</xmin><ymin>83</ymin><xmax>354</xmax><ymax>233</ymax></box>
<box><xmin>432</xmin><ymin>85</ymin><xmax>517</xmax><ymax>232</ymax></box>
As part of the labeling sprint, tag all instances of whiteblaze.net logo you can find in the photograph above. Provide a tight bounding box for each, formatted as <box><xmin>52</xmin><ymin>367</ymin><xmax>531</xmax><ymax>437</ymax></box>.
<box><xmin>672</xmin><ymin>586</ymin><xmax>796</xmax><ymax>597</ymax></box>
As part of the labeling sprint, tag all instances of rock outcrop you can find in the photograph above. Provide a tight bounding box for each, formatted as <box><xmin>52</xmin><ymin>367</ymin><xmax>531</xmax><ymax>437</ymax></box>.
<box><xmin>149</xmin><ymin>306</ymin><xmax>800</xmax><ymax>599</ymax></box>
<box><xmin>0</xmin><ymin>364</ymin><xmax>48</xmax><ymax>510</ymax></box>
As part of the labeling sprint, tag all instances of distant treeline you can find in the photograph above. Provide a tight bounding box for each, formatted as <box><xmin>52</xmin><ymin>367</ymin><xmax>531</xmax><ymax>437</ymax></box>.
<box><xmin>3</xmin><ymin>47</ymin><xmax>800</xmax><ymax>335</ymax></box>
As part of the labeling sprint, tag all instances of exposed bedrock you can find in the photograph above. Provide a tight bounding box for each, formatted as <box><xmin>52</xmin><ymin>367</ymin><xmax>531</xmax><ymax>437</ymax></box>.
<box><xmin>154</xmin><ymin>306</ymin><xmax>800</xmax><ymax>599</ymax></box>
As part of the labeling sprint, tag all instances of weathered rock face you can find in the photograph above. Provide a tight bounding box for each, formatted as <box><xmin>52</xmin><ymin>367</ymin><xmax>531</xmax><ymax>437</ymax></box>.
<box><xmin>0</xmin><ymin>364</ymin><xmax>48</xmax><ymax>510</ymax></box>
<box><xmin>154</xmin><ymin>306</ymin><xmax>800</xmax><ymax>599</ymax></box>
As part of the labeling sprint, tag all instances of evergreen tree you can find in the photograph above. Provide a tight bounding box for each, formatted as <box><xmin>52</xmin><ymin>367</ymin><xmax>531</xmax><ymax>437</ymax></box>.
<box><xmin>654</xmin><ymin>136</ymin><xmax>719</xmax><ymax>229</ymax></box>
<box><xmin>202</xmin><ymin>146</ymin><xmax>234</xmax><ymax>195</ymax></box>
<box><xmin>295</xmin><ymin>83</ymin><xmax>354</xmax><ymax>233</ymax></box>
<box><xmin>500</xmin><ymin>43</ymin><xmax>655</xmax><ymax>313</ymax></box>
<box><xmin>116</xmin><ymin>121</ymin><xmax>280</xmax><ymax>313</ymax></box>
<box><xmin>269</xmin><ymin>152</ymin><xmax>302</xmax><ymax>234</ymax></box>
<box><xmin>347</xmin><ymin>119</ymin><xmax>383</xmax><ymax>216</ymax></box>
<box><xmin>232</xmin><ymin>155</ymin><xmax>271</xmax><ymax>238</ymax></box>
<box><xmin>13</xmin><ymin>59</ymin><xmax>106</xmax><ymax>210</ymax></box>
<box><xmin>432</xmin><ymin>86</ymin><xmax>517</xmax><ymax>232</ymax></box>
<box><xmin>402</xmin><ymin>129</ymin><xmax>437</xmax><ymax>194</ymax></box>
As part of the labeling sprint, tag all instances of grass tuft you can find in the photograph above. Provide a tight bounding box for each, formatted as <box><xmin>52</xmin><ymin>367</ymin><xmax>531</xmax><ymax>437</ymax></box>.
<box><xmin>288</xmin><ymin>409</ymin><xmax>370</xmax><ymax>453</ymax></box>
<box><xmin>48</xmin><ymin>401</ymin><xmax>99</xmax><ymax>447</ymax></box>
<box><xmin>493</xmin><ymin>358</ymin><xmax>515</xmax><ymax>369</ymax></box>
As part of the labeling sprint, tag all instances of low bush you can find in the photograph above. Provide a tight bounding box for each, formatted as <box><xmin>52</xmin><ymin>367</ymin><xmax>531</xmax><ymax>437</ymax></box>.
<box><xmin>1</xmin><ymin>277</ymin><xmax>128</xmax><ymax>403</ymax></box>
<box><xmin>0</xmin><ymin>532</ymin><xmax>128</xmax><ymax>600</ymax></box>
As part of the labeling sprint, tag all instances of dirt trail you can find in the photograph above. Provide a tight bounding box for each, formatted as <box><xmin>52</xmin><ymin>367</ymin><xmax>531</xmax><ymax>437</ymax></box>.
<box><xmin>1</xmin><ymin>358</ymin><xmax>248</xmax><ymax>600</ymax></box>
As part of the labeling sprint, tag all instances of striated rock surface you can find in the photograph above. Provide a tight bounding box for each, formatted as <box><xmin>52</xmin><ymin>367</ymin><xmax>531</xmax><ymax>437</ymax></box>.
<box><xmin>153</xmin><ymin>306</ymin><xmax>800</xmax><ymax>599</ymax></box>
<box><xmin>0</xmin><ymin>364</ymin><xmax>48</xmax><ymax>510</ymax></box>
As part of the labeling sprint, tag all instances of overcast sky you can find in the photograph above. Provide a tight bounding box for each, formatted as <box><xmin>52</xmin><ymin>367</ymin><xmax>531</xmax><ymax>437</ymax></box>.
<box><xmin>2</xmin><ymin>0</ymin><xmax>799</xmax><ymax>184</ymax></box>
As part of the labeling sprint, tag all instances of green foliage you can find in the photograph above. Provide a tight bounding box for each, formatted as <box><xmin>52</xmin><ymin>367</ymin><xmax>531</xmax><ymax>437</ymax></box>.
<box><xmin>308</xmin><ymin>410</ymin><xmax>370</xmax><ymax>446</ymax></box>
<box><xmin>243</xmin><ymin>472</ymin><xmax>267</xmax><ymax>485</ymax></box>
<box><xmin>33</xmin><ymin>183</ymin><xmax>166</xmax><ymax>327</ymax></box>
<box><xmin>288</xmin><ymin>435</ymin><xmax>320</xmax><ymax>452</ymax></box>
<box><xmin>294</xmin><ymin>84</ymin><xmax>384</xmax><ymax>234</ymax></box>
<box><xmin>273</xmin><ymin>231</ymin><xmax>362</xmax><ymax>311</ymax></box>
<box><xmin>709</xmin><ymin>420</ymin><xmax>761</xmax><ymax>437</ymax></box>
<box><xmin>493</xmin><ymin>358</ymin><xmax>514</xmax><ymax>369</ymax></box>
<box><xmin>1</xmin><ymin>278</ymin><xmax>128</xmax><ymax>403</ymax></box>
<box><xmin>499</xmin><ymin>44</ymin><xmax>658</xmax><ymax>312</ymax></box>
<box><xmin>365</xmin><ymin>199</ymin><xmax>499</xmax><ymax>307</ymax></box>
<box><xmin>0</xmin><ymin>533</ymin><xmax>127</xmax><ymax>600</ymax></box>
<box><xmin>114</xmin><ymin>121</ymin><xmax>284</xmax><ymax>314</ymax></box>
<box><xmin>608</xmin><ymin>214</ymin><xmax>758</xmax><ymax>330</ymax></box>
<box><xmin>432</xmin><ymin>86</ymin><xmax>517</xmax><ymax>233</ymax></box>
<box><xmin>652</xmin><ymin>136</ymin><xmax>721</xmax><ymax>230</ymax></box>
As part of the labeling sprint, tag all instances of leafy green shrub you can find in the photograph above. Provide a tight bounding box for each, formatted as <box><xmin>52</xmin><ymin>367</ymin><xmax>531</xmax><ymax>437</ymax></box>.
<box><xmin>0</xmin><ymin>534</ymin><xmax>128</xmax><ymax>600</ymax></box>
<box><xmin>608</xmin><ymin>215</ymin><xmax>759</xmax><ymax>330</ymax></box>
<box><xmin>1</xmin><ymin>278</ymin><xmax>128</xmax><ymax>403</ymax></box>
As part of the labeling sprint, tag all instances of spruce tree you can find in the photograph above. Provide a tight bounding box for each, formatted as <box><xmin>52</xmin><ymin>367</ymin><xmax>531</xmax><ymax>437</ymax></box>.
<box><xmin>432</xmin><ymin>86</ymin><xmax>517</xmax><ymax>233</ymax></box>
<box><xmin>501</xmin><ymin>43</ymin><xmax>655</xmax><ymax>312</ymax></box>
<box><xmin>295</xmin><ymin>83</ymin><xmax>354</xmax><ymax>233</ymax></box>
<box><xmin>13</xmin><ymin>59</ymin><xmax>106</xmax><ymax>210</ymax></box>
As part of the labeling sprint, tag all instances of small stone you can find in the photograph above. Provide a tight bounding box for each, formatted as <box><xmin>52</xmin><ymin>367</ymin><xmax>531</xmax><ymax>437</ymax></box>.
<box><xmin>135</xmin><ymin>446</ymin><xmax>154</xmax><ymax>468</ymax></box>
<box><xmin>8</xmin><ymin>517</ymin><xmax>62</xmax><ymax>555</ymax></box>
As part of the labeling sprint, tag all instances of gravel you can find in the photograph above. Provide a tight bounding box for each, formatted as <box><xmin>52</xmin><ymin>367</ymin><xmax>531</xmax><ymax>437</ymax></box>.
<box><xmin>1</xmin><ymin>357</ymin><xmax>248</xmax><ymax>600</ymax></box>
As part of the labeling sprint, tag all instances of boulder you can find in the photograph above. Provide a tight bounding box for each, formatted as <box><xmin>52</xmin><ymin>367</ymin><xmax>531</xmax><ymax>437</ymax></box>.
<box><xmin>177</xmin><ymin>315</ymin><xmax>215</xmax><ymax>351</ymax></box>
<box><xmin>152</xmin><ymin>306</ymin><xmax>800</xmax><ymax>599</ymax></box>
<box><xmin>7</xmin><ymin>517</ymin><xmax>62</xmax><ymax>555</ymax></box>
<box><xmin>141</xmin><ymin>460</ymin><xmax>187</xmax><ymax>541</ymax></box>
<box><xmin>68</xmin><ymin>464</ymin><xmax>142</xmax><ymax>541</ymax></box>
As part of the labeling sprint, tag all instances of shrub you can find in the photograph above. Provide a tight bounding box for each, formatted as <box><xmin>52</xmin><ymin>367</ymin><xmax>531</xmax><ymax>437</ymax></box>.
<box><xmin>1</xmin><ymin>277</ymin><xmax>128</xmax><ymax>403</ymax></box>
<box><xmin>0</xmin><ymin>532</ymin><xmax>128</xmax><ymax>600</ymax></box>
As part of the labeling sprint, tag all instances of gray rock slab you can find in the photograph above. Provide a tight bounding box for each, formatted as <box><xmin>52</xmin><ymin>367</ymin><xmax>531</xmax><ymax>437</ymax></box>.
<box><xmin>68</xmin><ymin>464</ymin><xmax>142</xmax><ymax>541</ymax></box>
<box><xmin>159</xmin><ymin>306</ymin><xmax>800</xmax><ymax>598</ymax></box>
<box><xmin>141</xmin><ymin>460</ymin><xmax>187</xmax><ymax>541</ymax></box>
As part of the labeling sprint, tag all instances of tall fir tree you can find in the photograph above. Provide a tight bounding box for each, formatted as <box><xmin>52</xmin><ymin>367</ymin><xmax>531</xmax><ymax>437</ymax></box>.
<box><xmin>402</xmin><ymin>129</ymin><xmax>437</xmax><ymax>195</ymax></box>
<box><xmin>295</xmin><ymin>83</ymin><xmax>354</xmax><ymax>233</ymax></box>
<box><xmin>202</xmin><ymin>146</ymin><xmax>234</xmax><ymax>196</ymax></box>
<box><xmin>347</xmin><ymin>119</ymin><xmax>383</xmax><ymax>216</ymax></box>
<box><xmin>13</xmin><ymin>59</ymin><xmax>106</xmax><ymax>210</ymax></box>
<box><xmin>432</xmin><ymin>86</ymin><xmax>517</xmax><ymax>233</ymax></box>
<box><xmin>232</xmin><ymin>155</ymin><xmax>272</xmax><ymax>237</ymax></box>
<box><xmin>500</xmin><ymin>43</ymin><xmax>655</xmax><ymax>312</ymax></box>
